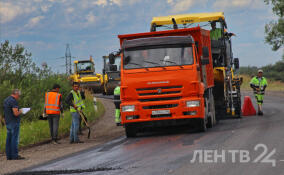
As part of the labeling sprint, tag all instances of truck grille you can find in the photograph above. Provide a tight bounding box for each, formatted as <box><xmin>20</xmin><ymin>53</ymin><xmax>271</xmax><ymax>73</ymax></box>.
<box><xmin>137</xmin><ymin>85</ymin><xmax>182</xmax><ymax>102</ymax></box>
<box><xmin>143</xmin><ymin>104</ymin><xmax>178</xmax><ymax>109</ymax></box>
<box><xmin>137</xmin><ymin>86</ymin><xmax>182</xmax><ymax>91</ymax></box>
<box><xmin>138</xmin><ymin>91</ymin><xmax>180</xmax><ymax>96</ymax></box>
<box><xmin>139</xmin><ymin>97</ymin><xmax>181</xmax><ymax>102</ymax></box>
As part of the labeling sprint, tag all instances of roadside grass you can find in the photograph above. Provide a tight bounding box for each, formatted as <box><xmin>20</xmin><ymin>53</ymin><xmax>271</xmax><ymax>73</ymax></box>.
<box><xmin>0</xmin><ymin>91</ymin><xmax>105</xmax><ymax>152</ymax></box>
<box><xmin>240</xmin><ymin>74</ymin><xmax>284</xmax><ymax>91</ymax></box>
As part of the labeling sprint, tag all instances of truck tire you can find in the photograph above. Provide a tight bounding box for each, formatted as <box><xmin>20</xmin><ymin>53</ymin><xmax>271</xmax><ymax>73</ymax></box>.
<box><xmin>207</xmin><ymin>89</ymin><xmax>216</xmax><ymax>128</ymax></box>
<box><xmin>198</xmin><ymin>117</ymin><xmax>207</xmax><ymax>132</ymax></box>
<box><xmin>125</xmin><ymin>124</ymin><xmax>137</xmax><ymax>137</ymax></box>
<box><xmin>206</xmin><ymin>112</ymin><xmax>213</xmax><ymax>128</ymax></box>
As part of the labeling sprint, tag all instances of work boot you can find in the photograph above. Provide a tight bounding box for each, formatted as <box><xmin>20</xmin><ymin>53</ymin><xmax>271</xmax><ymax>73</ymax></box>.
<box><xmin>74</xmin><ymin>140</ymin><xmax>84</xmax><ymax>144</ymax></box>
<box><xmin>12</xmin><ymin>155</ymin><xmax>25</xmax><ymax>160</ymax></box>
<box><xmin>258</xmin><ymin>111</ymin><xmax>263</xmax><ymax>116</ymax></box>
<box><xmin>52</xmin><ymin>140</ymin><xmax>58</xmax><ymax>145</ymax></box>
<box><xmin>54</xmin><ymin>139</ymin><xmax>61</xmax><ymax>144</ymax></box>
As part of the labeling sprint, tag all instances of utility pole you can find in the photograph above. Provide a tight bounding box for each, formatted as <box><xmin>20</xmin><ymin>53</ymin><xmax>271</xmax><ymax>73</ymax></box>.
<box><xmin>65</xmin><ymin>44</ymin><xmax>72</xmax><ymax>75</ymax></box>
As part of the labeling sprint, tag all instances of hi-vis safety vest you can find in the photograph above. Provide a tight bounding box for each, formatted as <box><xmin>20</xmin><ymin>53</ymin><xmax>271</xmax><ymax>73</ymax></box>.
<box><xmin>250</xmin><ymin>76</ymin><xmax>268</xmax><ymax>95</ymax></box>
<box><xmin>45</xmin><ymin>92</ymin><xmax>62</xmax><ymax>115</ymax></box>
<box><xmin>70</xmin><ymin>90</ymin><xmax>85</xmax><ymax>112</ymax></box>
<box><xmin>210</xmin><ymin>28</ymin><xmax>222</xmax><ymax>40</ymax></box>
<box><xmin>113</xmin><ymin>86</ymin><xmax>121</xmax><ymax>109</ymax></box>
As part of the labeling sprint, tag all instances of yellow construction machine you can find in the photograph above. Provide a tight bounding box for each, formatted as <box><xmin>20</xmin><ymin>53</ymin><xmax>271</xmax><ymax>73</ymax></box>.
<box><xmin>70</xmin><ymin>56</ymin><xmax>103</xmax><ymax>93</ymax></box>
<box><xmin>150</xmin><ymin>12</ymin><xmax>242</xmax><ymax>119</ymax></box>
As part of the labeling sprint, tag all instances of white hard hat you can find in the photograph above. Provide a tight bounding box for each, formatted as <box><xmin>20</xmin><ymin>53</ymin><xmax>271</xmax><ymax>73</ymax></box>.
<box><xmin>258</xmin><ymin>69</ymin><xmax>263</xmax><ymax>73</ymax></box>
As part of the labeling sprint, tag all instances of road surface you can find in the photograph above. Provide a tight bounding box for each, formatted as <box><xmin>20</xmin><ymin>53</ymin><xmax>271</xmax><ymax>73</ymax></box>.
<box><xmin>15</xmin><ymin>92</ymin><xmax>284</xmax><ymax>175</ymax></box>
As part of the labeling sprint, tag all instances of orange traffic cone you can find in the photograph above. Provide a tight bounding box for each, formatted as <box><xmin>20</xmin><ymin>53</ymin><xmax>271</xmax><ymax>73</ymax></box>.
<box><xmin>242</xmin><ymin>96</ymin><xmax>256</xmax><ymax>116</ymax></box>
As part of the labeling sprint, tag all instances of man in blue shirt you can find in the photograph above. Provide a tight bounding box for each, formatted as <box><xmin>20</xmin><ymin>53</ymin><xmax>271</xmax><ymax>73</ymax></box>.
<box><xmin>3</xmin><ymin>89</ymin><xmax>25</xmax><ymax>160</ymax></box>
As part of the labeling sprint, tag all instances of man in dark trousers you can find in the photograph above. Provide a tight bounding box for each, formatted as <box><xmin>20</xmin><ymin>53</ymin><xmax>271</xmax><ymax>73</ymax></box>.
<box><xmin>66</xmin><ymin>82</ymin><xmax>85</xmax><ymax>143</ymax></box>
<box><xmin>3</xmin><ymin>89</ymin><xmax>25</xmax><ymax>160</ymax></box>
<box><xmin>44</xmin><ymin>84</ymin><xmax>63</xmax><ymax>144</ymax></box>
<box><xmin>78</xmin><ymin>87</ymin><xmax>86</xmax><ymax>135</ymax></box>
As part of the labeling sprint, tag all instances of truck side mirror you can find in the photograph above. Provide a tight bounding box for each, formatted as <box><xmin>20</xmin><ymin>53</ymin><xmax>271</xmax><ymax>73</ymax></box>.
<box><xmin>201</xmin><ymin>47</ymin><xmax>210</xmax><ymax>65</ymax></box>
<box><xmin>123</xmin><ymin>56</ymin><xmax>130</xmax><ymax>65</ymax></box>
<box><xmin>202</xmin><ymin>47</ymin><xmax>209</xmax><ymax>58</ymax></box>
<box><xmin>234</xmin><ymin>58</ymin><xmax>239</xmax><ymax>69</ymax></box>
<box><xmin>201</xmin><ymin>58</ymin><xmax>210</xmax><ymax>65</ymax></box>
<box><xmin>109</xmin><ymin>53</ymin><xmax>115</xmax><ymax>64</ymax></box>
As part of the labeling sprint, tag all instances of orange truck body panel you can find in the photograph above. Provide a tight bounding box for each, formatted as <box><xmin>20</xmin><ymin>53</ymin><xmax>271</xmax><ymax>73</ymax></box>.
<box><xmin>118</xmin><ymin>26</ymin><xmax>214</xmax><ymax>124</ymax></box>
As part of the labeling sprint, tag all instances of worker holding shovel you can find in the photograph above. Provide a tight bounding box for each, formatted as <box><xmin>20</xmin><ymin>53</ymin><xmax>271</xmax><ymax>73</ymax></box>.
<box><xmin>66</xmin><ymin>82</ymin><xmax>85</xmax><ymax>143</ymax></box>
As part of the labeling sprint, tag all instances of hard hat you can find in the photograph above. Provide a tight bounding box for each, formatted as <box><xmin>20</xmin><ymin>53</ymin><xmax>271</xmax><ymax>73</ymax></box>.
<box><xmin>258</xmin><ymin>69</ymin><xmax>263</xmax><ymax>73</ymax></box>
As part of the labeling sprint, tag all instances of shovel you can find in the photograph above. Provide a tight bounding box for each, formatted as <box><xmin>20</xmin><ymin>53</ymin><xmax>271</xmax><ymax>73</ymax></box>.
<box><xmin>78</xmin><ymin>110</ymin><xmax>91</xmax><ymax>139</ymax></box>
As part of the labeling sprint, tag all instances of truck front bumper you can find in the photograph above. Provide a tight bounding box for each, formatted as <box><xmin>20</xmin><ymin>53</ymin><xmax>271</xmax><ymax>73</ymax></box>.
<box><xmin>121</xmin><ymin>97</ymin><xmax>205</xmax><ymax>124</ymax></box>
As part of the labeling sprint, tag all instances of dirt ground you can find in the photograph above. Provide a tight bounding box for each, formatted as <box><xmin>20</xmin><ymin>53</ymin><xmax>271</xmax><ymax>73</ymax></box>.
<box><xmin>0</xmin><ymin>97</ymin><xmax>124</xmax><ymax>175</ymax></box>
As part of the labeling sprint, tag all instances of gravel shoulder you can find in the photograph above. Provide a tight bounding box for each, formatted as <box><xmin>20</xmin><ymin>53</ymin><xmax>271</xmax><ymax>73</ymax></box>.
<box><xmin>0</xmin><ymin>97</ymin><xmax>124</xmax><ymax>175</ymax></box>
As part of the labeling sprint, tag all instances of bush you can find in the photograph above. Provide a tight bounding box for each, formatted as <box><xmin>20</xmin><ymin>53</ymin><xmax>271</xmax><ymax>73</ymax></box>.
<box><xmin>239</xmin><ymin>60</ymin><xmax>284</xmax><ymax>82</ymax></box>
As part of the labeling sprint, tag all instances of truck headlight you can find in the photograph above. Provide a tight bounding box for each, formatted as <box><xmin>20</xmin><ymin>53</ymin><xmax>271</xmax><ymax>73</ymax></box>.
<box><xmin>186</xmin><ymin>100</ymin><xmax>200</xmax><ymax>107</ymax></box>
<box><xmin>122</xmin><ymin>105</ymin><xmax>135</xmax><ymax>112</ymax></box>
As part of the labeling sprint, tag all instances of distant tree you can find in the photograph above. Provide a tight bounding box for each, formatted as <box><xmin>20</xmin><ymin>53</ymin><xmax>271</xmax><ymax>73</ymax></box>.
<box><xmin>0</xmin><ymin>40</ymin><xmax>51</xmax><ymax>82</ymax></box>
<box><xmin>264</xmin><ymin>0</ymin><xmax>284</xmax><ymax>59</ymax></box>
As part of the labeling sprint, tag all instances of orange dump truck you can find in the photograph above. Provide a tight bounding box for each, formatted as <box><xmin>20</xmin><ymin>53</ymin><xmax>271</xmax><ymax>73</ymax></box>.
<box><xmin>111</xmin><ymin>12</ymin><xmax>242</xmax><ymax>137</ymax></box>
<box><xmin>113</xmin><ymin>26</ymin><xmax>217</xmax><ymax>137</ymax></box>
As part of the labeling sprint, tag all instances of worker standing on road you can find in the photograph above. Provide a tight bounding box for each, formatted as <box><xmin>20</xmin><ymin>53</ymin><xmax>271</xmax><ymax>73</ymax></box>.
<box><xmin>113</xmin><ymin>82</ymin><xmax>121</xmax><ymax>126</ymax></box>
<box><xmin>250</xmin><ymin>70</ymin><xmax>268</xmax><ymax>115</ymax></box>
<box><xmin>44</xmin><ymin>84</ymin><xmax>63</xmax><ymax>144</ymax></box>
<box><xmin>4</xmin><ymin>89</ymin><xmax>25</xmax><ymax>160</ymax></box>
<box><xmin>66</xmin><ymin>82</ymin><xmax>85</xmax><ymax>143</ymax></box>
<box><xmin>78</xmin><ymin>88</ymin><xmax>86</xmax><ymax>135</ymax></box>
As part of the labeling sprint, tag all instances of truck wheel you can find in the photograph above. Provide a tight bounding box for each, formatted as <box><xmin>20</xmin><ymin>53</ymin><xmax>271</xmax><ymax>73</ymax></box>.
<box><xmin>198</xmin><ymin>118</ymin><xmax>207</xmax><ymax>132</ymax></box>
<box><xmin>210</xmin><ymin>90</ymin><xmax>217</xmax><ymax>125</ymax></box>
<box><xmin>206</xmin><ymin>112</ymin><xmax>213</xmax><ymax>128</ymax></box>
<box><xmin>125</xmin><ymin>124</ymin><xmax>137</xmax><ymax>137</ymax></box>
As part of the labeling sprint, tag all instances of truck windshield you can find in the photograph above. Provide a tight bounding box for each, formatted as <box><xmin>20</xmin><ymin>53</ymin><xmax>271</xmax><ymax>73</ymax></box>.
<box><xmin>77</xmin><ymin>62</ymin><xmax>94</xmax><ymax>72</ymax></box>
<box><xmin>123</xmin><ymin>46</ymin><xmax>193</xmax><ymax>69</ymax></box>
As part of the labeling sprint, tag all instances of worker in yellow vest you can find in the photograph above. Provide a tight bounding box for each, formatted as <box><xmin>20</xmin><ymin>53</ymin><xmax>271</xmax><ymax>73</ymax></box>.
<box><xmin>66</xmin><ymin>82</ymin><xmax>85</xmax><ymax>144</ymax></box>
<box><xmin>113</xmin><ymin>84</ymin><xmax>121</xmax><ymax>126</ymax></box>
<box><xmin>210</xmin><ymin>21</ymin><xmax>222</xmax><ymax>40</ymax></box>
<box><xmin>44</xmin><ymin>84</ymin><xmax>63</xmax><ymax>144</ymax></box>
<box><xmin>250</xmin><ymin>70</ymin><xmax>268</xmax><ymax>115</ymax></box>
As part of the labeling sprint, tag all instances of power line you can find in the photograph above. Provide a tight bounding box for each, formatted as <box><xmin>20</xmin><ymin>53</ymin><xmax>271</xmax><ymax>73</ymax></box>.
<box><xmin>65</xmin><ymin>44</ymin><xmax>72</xmax><ymax>75</ymax></box>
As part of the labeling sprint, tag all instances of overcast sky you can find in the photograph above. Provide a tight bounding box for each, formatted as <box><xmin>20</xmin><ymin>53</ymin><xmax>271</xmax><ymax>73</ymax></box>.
<box><xmin>0</xmin><ymin>0</ymin><xmax>282</xmax><ymax>73</ymax></box>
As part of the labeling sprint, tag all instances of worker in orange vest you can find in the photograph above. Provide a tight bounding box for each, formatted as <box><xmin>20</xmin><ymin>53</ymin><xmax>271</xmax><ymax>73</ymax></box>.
<box><xmin>44</xmin><ymin>84</ymin><xmax>63</xmax><ymax>144</ymax></box>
